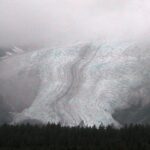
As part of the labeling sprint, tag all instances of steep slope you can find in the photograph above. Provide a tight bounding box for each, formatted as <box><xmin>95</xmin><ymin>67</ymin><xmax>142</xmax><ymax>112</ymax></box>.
<box><xmin>0</xmin><ymin>95</ymin><xmax>12</xmax><ymax>124</ymax></box>
<box><xmin>1</xmin><ymin>41</ymin><xmax>150</xmax><ymax>126</ymax></box>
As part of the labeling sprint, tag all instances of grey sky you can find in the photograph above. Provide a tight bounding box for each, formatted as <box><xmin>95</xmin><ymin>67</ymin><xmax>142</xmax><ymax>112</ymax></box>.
<box><xmin>0</xmin><ymin>0</ymin><xmax>150</xmax><ymax>48</ymax></box>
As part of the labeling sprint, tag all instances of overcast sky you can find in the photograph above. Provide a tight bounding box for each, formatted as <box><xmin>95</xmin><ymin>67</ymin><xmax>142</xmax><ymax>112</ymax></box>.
<box><xmin>0</xmin><ymin>0</ymin><xmax>150</xmax><ymax>48</ymax></box>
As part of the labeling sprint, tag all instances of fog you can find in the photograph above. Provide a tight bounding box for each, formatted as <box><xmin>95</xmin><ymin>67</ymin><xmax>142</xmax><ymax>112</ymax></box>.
<box><xmin>1</xmin><ymin>0</ymin><xmax>150</xmax><ymax>126</ymax></box>
<box><xmin>0</xmin><ymin>0</ymin><xmax>150</xmax><ymax>49</ymax></box>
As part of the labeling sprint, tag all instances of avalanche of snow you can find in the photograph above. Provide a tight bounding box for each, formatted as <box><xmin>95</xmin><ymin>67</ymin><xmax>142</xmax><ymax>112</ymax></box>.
<box><xmin>1</xmin><ymin>41</ymin><xmax>150</xmax><ymax>127</ymax></box>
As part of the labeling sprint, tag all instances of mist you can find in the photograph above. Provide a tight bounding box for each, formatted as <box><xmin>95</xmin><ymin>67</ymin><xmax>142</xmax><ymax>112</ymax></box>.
<box><xmin>1</xmin><ymin>0</ymin><xmax>150</xmax><ymax>126</ymax></box>
<box><xmin>0</xmin><ymin>0</ymin><xmax>150</xmax><ymax>49</ymax></box>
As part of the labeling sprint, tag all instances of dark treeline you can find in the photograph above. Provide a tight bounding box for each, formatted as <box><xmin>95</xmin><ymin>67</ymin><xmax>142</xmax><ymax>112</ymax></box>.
<box><xmin>0</xmin><ymin>123</ymin><xmax>150</xmax><ymax>150</ymax></box>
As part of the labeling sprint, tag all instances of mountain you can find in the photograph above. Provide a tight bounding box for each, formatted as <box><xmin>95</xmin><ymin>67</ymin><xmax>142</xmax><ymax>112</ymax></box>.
<box><xmin>0</xmin><ymin>95</ymin><xmax>12</xmax><ymax>124</ymax></box>
<box><xmin>0</xmin><ymin>41</ymin><xmax>150</xmax><ymax>127</ymax></box>
<box><xmin>0</xmin><ymin>47</ymin><xmax>24</xmax><ymax>60</ymax></box>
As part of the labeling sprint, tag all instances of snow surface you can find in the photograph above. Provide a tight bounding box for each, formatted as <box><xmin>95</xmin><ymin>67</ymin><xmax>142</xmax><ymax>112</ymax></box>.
<box><xmin>1</xmin><ymin>41</ymin><xmax>150</xmax><ymax>127</ymax></box>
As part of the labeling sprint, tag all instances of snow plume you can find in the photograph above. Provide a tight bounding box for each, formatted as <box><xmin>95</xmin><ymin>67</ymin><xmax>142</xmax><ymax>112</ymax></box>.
<box><xmin>0</xmin><ymin>0</ymin><xmax>150</xmax><ymax>48</ymax></box>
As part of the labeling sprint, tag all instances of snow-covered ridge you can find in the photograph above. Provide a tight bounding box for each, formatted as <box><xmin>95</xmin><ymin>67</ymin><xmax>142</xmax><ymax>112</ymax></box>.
<box><xmin>1</xmin><ymin>41</ymin><xmax>150</xmax><ymax>127</ymax></box>
<box><xmin>0</xmin><ymin>47</ymin><xmax>24</xmax><ymax>61</ymax></box>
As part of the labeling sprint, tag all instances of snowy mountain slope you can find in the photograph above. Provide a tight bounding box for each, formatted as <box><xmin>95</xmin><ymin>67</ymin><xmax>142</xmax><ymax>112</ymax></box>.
<box><xmin>1</xmin><ymin>41</ymin><xmax>150</xmax><ymax>126</ymax></box>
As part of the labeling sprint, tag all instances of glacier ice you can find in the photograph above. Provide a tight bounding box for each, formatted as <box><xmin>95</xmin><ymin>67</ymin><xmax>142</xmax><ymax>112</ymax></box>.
<box><xmin>1</xmin><ymin>41</ymin><xmax>150</xmax><ymax>127</ymax></box>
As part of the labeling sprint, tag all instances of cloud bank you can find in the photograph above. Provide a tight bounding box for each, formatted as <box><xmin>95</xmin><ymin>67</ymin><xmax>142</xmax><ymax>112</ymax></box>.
<box><xmin>0</xmin><ymin>0</ymin><xmax>150</xmax><ymax>48</ymax></box>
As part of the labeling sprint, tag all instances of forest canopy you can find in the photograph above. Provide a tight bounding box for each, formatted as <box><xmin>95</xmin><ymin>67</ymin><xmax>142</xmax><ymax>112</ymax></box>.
<box><xmin>0</xmin><ymin>123</ymin><xmax>150</xmax><ymax>150</ymax></box>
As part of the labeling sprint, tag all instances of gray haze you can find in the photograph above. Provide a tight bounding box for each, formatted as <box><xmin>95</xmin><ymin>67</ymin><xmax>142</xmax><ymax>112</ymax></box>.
<box><xmin>1</xmin><ymin>0</ymin><xmax>150</xmax><ymax>126</ymax></box>
<box><xmin>0</xmin><ymin>0</ymin><xmax>150</xmax><ymax>49</ymax></box>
